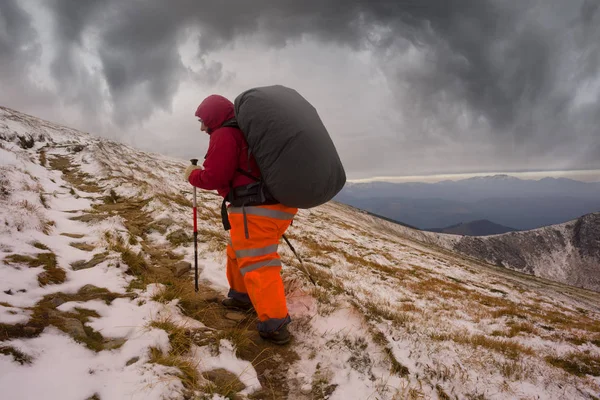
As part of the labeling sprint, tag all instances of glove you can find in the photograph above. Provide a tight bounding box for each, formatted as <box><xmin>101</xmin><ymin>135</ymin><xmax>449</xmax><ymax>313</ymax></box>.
<box><xmin>184</xmin><ymin>164</ymin><xmax>203</xmax><ymax>181</ymax></box>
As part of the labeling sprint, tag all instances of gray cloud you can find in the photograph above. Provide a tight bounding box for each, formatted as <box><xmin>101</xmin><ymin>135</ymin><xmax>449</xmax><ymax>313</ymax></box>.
<box><xmin>1</xmin><ymin>0</ymin><xmax>599</xmax><ymax>175</ymax></box>
<box><xmin>0</xmin><ymin>0</ymin><xmax>40</xmax><ymax>90</ymax></box>
<box><xmin>47</xmin><ymin>0</ymin><xmax>105</xmax><ymax>115</ymax></box>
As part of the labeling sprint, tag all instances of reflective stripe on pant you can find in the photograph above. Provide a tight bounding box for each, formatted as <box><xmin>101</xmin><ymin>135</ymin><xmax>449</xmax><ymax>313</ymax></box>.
<box><xmin>226</xmin><ymin>204</ymin><xmax>297</xmax><ymax>332</ymax></box>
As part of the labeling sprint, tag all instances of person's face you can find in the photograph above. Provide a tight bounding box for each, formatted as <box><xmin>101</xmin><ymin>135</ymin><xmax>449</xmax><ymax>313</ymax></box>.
<box><xmin>199</xmin><ymin>119</ymin><xmax>208</xmax><ymax>133</ymax></box>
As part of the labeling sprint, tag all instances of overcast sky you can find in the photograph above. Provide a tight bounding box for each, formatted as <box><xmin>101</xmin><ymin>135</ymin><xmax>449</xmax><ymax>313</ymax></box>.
<box><xmin>1</xmin><ymin>0</ymin><xmax>599</xmax><ymax>180</ymax></box>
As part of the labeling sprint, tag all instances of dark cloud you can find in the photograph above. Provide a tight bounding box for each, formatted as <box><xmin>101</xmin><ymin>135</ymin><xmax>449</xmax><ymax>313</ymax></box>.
<box><xmin>0</xmin><ymin>0</ymin><xmax>40</xmax><ymax>81</ymax></box>
<box><xmin>1</xmin><ymin>0</ymin><xmax>599</xmax><ymax>173</ymax></box>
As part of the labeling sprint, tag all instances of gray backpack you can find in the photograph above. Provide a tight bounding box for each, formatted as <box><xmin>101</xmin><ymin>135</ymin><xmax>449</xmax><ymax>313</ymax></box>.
<box><xmin>231</xmin><ymin>85</ymin><xmax>346</xmax><ymax>209</ymax></box>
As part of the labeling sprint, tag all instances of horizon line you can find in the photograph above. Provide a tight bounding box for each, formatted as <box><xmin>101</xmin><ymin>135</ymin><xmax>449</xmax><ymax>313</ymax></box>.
<box><xmin>347</xmin><ymin>169</ymin><xmax>600</xmax><ymax>184</ymax></box>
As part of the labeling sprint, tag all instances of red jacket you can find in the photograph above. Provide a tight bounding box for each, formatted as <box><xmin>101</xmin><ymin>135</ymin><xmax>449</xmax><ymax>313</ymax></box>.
<box><xmin>189</xmin><ymin>95</ymin><xmax>260</xmax><ymax>198</ymax></box>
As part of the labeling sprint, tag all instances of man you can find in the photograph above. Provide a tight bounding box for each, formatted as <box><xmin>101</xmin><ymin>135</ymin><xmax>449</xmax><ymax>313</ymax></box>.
<box><xmin>184</xmin><ymin>94</ymin><xmax>296</xmax><ymax>345</ymax></box>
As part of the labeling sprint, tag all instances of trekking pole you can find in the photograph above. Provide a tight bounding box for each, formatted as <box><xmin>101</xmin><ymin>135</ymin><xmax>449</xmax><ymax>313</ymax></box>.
<box><xmin>190</xmin><ymin>159</ymin><xmax>199</xmax><ymax>292</ymax></box>
<box><xmin>283</xmin><ymin>234</ymin><xmax>316</xmax><ymax>286</ymax></box>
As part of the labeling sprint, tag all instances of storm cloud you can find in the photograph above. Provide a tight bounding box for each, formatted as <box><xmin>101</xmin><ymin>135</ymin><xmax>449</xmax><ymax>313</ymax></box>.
<box><xmin>1</xmin><ymin>0</ymin><xmax>599</xmax><ymax>177</ymax></box>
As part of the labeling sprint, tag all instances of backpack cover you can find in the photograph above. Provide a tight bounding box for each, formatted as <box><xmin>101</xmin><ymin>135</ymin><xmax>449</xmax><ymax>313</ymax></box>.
<box><xmin>233</xmin><ymin>85</ymin><xmax>346</xmax><ymax>209</ymax></box>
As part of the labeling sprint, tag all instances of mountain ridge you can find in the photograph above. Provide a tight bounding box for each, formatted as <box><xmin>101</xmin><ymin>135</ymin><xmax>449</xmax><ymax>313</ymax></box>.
<box><xmin>429</xmin><ymin>212</ymin><xmax>600</xmax><ymax>292</ymax></box>
<box><xmin>428</xmin><ymin>219</ymin><xmax>518</xmax><ymax>236</ymax></box>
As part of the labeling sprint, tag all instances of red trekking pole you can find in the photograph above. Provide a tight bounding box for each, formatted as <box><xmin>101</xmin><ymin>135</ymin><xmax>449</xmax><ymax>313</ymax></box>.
<box><xmin>190</xmin><ymin>159</ymin><xmax>199</xmax><ymax>292</ymax></box>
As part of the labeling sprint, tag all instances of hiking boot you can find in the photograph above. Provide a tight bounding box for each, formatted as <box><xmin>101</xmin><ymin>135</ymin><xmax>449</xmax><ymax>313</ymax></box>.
<box><xmin>221</xmin><ymin>297</ymin><xmax>254</xmax><ymax>311</ymax></box>
<box><xmin>259</xmin><ymin>325</ymin><xmax>291</xmax><ymax>345</ymax></box>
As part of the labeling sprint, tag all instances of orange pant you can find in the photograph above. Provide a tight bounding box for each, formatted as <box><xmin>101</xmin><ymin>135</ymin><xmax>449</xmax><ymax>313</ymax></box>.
<box><xmin>226</xmin><ymin>204</ymin><xmax>297</xmax><ymax>332</ymax></box>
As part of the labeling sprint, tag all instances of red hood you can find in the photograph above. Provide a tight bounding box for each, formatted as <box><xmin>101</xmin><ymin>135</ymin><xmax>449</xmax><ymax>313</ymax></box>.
<box><xmin>195</xmin><ymin>95</ymin><xmax>235</xmax><ymax>133</ymax></box>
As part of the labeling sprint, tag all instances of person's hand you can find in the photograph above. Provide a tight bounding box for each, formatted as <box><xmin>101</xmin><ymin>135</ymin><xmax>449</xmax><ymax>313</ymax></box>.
<box><xmin>184</xmin><ymin>164</ymin><xmax>203</xmax><ymax>181</ymax></box>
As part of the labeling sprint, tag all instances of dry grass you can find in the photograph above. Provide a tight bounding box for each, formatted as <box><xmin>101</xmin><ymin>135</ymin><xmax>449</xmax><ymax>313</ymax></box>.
<box><xmin>49</xmin><ymin>155</ymin><xmax>102</xmax><ymax>193</ymax></box>
<box><xmin>155</xmin><ymin>192</ymin><xmax>192</xmax><ymax>208</ymax></box>
<box><xmin>4</xmin><ymin>252</ymin><xmax>66</xmax><ymax>286</ymax></box>
<box><xmin>150</xmin><ymin>319</ymin><xmax>193</xmax><ymax>355</ymax></box>
<box><xmin>103</xmin><ymin>189</ymin><xmax>120</xmax><ymax>204</ymax></box>
<box><xmin>32</xmin><ymin>242</ymin><xmax>49</xmax><ymax>250</ymax></box>
<box><xmin>104</xmin><ymin>231</ymin><xmax>148</xmax><ymax>277</ymax></box>
<box><xmin>499</xmin><ymin>359</ymin><xmax>534</xmax><ymax>380</ymax></box>
<box><xmin>38</xmin><ymin>150</ymin><xmax>47</xmax><ymax>166</ymax></box>
<box><xmin>166</xmin><ymin>229</ymin><xmax>192</xmax><ymax>247</ymax></box>
<box><xmin>453</xmin><ymin>332</ymin><xmax>534</xmax><ymax>360</ymax></box>
<box><xmin>363</xmin><ymin>300</ymin><xmax>413</xmax><ymax>328</ymax></box>
<box><xmin>148</xmin><ymin>346</ymin><xmax>200</xmax><ymax>392</ymax></box>
<box><xmin>210</xmin><ymin>328</ymin><xmax>254</xmax><ymax>357</ymax></box>
<box><xmin>140</xmin><ymin>267</ymin><xmax>299</xmax><ymax>399</ymax></box>
<box><xmin>546</xmin><ymin>352</ymin><xmax>600</xmax><ymax>377</ymax></box>
<box><xmin>505</xmin><ymin>321</ymin><xmax>536</xmax><ymax>337</ymax></box>
<box><xmin>407</xmin><ymin>277</ymin><xmax>471</xmax><ymax>301</ymax></box>
<box><xmin>310</xmin><ymin>285</ymin><xmax>339</xmax><ymax>316</ymax></box>
<box><xmin>61</xmin><ymin>233</ymin><xmax>85</xmax><ymax>239</ymax></box>
<box><xmin>368</xmin><ymin>327</ymin><xmax>410</xmax><ymax>377</ymax></box>
<box><xmin>69</xmin><ymin>242</ymin><xmax>95</xmax><ymax>252</ymax></box>
<box><xmin>0</xmin><ymin>346</ymin><xmax>33</xmax><ymax>365</ymax></box>
<box><xmin>0</xmin><ymin>287</ymin><xmax>125</xmax><ymax>350</ymax></box>
<box><xmin>39</xmin><ymin>193</ymin><xmax>49</xmax><ymax>209</ymax></box>
<box><xmin>310</xmin><ymin>364</ymin><xmax>337</xmax><ymax>400</ymax></box>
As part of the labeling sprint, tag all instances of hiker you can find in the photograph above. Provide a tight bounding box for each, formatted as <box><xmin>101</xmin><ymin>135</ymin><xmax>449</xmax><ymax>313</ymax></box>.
<box><xmin>184</xmin><ymin>94</ymin><xmax>296</xmax><ymax>345</ymax></box>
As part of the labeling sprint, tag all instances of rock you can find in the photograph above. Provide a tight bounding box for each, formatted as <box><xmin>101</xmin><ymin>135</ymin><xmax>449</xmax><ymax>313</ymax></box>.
<box><xmin>126</xmin><ymin>357</ymin><xmax>140</xmax><ymax>366</ymax></box>
<box><xmin>78</xmin><ymin>284</ymin><xmax>101</xmax><ymax>295</ymax></box>
<box><xmin>71</xmin><ymin>252</ymin><xmax>108</xmax><ymax>271</ymax></box>
<box><xmin>50</xmin><ymin>296</ymin><xmax>66</xmax><ymax>308</ymax></box>
<box><xmin>153</xmin><ymin>218</ymin><xmax>175</xmax><ymax>230</ymax></box>
<box><xmin>166</xmin><ymin>229</ymin><xmax>191</xmax><ymax>245</ymax></box>
<box><xmin>61</xmin><ymin>318</ymin><xmax>87</xmax><ymax>338</ymax></box>
<box><xmin>102</xmin><ymin>338</ymin><xmax>126</xmax><ymax>350</ymax></box>
<box><xmin>47</xmin><ymin>309</ymin><xmax>62</xmax><ymax>319</ymax></box>
<box><xmin>202</xmin><ymin>368</ymin><xmax>246</xmax><ymax>393</ymax></box>
<box><xmin>224</xmin><ymin>312</ymin><xmax>246</xmax><ymax>322</ymax></box>
<box><xmin>300</xmin><ymin>384</ymin><xmax>312</xmax><ymax>394</ymax></box>
<box><xmin>171</xmin><ymin>261</ymin><xmax>191</xmax><ymax>277</ymax></box>
<box><xmin>195</xmin><ymin>291</ymin><xmax>220</xmax><ymax>302</ymax></box>
<box><xmin>70</xmin><ymin>214</ymin><xmax>104</xmax><ymax>223</ymax></box>
<box><xmin>23</xmin><ymin>326</ymin><xmax>41</xmax><ymax>336</ymax></box>
<box><xmin>217</xmin><ymin>319</ymin><xmax>238</xmax><ymax>329</ymax></box>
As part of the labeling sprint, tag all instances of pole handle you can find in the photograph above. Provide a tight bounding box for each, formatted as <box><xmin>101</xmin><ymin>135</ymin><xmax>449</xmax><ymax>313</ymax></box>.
<box><xmin>190</xmin><ymin>159</ymin><xmax>198</xmax><ymax>166</ymax></box>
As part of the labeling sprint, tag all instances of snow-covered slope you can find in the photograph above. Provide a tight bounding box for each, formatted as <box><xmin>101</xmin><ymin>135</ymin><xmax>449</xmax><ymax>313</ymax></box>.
<box><xmin>1</xmin><ymin>106</ymin><xmax>600</xmax><ymax>399</ymax></box>
<box><xmin>428</xmin><ymin>214</ymin><xmax>600</xmax><ymax>292</ymax></box>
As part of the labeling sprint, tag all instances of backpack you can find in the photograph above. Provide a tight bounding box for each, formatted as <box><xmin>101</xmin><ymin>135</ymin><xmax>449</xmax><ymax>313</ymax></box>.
<box><xmin>230</xmin><ymin>85</ymin><xmax>346</xmax><ymax>209</ymax></box>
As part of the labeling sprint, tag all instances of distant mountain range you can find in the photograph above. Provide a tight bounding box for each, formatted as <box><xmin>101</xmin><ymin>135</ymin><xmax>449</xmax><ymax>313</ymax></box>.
<box><xmin>429</xmin><ymin>219</ymin><xmax>518</xmax><ymax>236</ymax></box>
<box><xmin>335</xmin><ymin>176</ymin><xmax>600</xmax><ymax>230</ymax></box>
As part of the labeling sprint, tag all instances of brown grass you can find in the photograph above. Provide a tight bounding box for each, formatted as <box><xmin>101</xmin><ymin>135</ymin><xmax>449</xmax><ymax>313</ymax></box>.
<box><xmin>61</xmin><ymin>233</ymin><xmax>85</xmax><ymax>239</ymax></box>
<box><xmin>39</xmin><ymin>150</ymin><xmax>47</xmax><ymax>166</ymax></box>
<box><xmin>148</xmin><ymin>346</ymin><xmax>200</xmax><ymax>392</ymax></box>
<box><xmin>0</xmin><ymin>346</ymin><xmax>33</xmax><ymax>365</ymax></box>
<box><xmin>4</xmin><ymin>252</ymin><xmax>66</xmax><ymax>286</ymax></box>
<box><xmin>105</xmin><ymin>232</ymin><xmax>148</xmax><ymax>277</ymax></box>
<box><xmin>49</xmin><ymin>155</ymin><xmax>102</xmax><ymax>193</ymax></box>
<box><xmin>453</xmin><ymin>332</ymin><xmax>534</xmax><ymax>360</ymax></box>
<box><xmin>546</xmin><ymin>352</ymin><xmax>600</xmax><ymax>377</ymax></box>
<box><xmin>0</xmin><ymin>287</ymin><xmax>125</xmax><ymax>350</ymax></box>
<box><xmin>69</xmin><ymin>242</ymin><xmax>95</xmax><ymax>252</ymax></box>
<box><xmin>32</xmin><ymin>242</ymin><xmax>49</xmax><ymax>250</ymax></box>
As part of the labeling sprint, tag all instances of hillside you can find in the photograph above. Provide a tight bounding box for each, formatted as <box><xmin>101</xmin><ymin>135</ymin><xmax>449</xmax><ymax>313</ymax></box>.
<box><xmin>432</xmin><ymin>214</ymin><xmax>600</xmax><ymax>293</ymax></box>
<box><xmin>1</xmin><ymin>106</ymin><xmax>600</xmax><ymax>399</ymax></box>
<box><xmin>429</xmin><ymin>220</ymin><xmax>518</xmax><ymax>236</ymax></box>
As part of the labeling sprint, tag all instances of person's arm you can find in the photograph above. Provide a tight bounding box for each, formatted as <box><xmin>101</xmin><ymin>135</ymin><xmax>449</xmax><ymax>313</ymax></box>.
<box><xmin>189</xmin><ymin>129</ymin><xmax>239</xmax><ymax>190</ymax></box>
